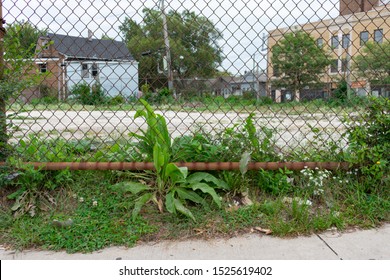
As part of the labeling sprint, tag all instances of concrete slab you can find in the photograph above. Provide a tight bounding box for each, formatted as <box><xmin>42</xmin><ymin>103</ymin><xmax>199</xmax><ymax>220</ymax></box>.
<box><xmin>1</xmin><ymin>224</ymin><xmax>388</xmax><ymax>260</ymax></box>
<box><xmin>0</xmin><ymin>234</ymin><xmax>337</xmax><ymax>260</ymax></box>
<box><xmin>318</xmin><ymin>224</ymin><xmax>390</xmax><ymax>260</ymax></box>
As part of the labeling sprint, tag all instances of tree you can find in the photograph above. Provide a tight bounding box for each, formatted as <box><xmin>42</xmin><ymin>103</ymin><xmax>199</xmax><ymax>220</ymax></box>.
<box><xmin>271</xmin><ymin>30</ymin><xmax>331</xmax><ymax>100</ymax></box>
<box><xmin>353</xmin><ymin>41</ymin><xmax>390</xmax><ymax>85</ymax></box>
<box><xmin>4</xmin><ymin>20</ymin><xmax>47</xmax><ymax>58</ymax></box>
<box><xmin>0</xmin><ymin>22</ymin><xmax>44</xmax><ymax>159</ymax></box>
<box><xmin>119</xmin><ymin>9</ymin><xmax>223</xmax><ymax>90</ymax></box>
<box><xmin>101</xmin><ymin>34</ymin><xmax>114</xmax><ymax>40</ymax></box>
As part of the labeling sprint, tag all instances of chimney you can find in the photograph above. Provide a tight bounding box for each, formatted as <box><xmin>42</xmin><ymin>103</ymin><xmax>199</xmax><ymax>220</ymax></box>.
<box><xmin>88</xmin><ymin>29</ymin><xmax>93</xmax><ymax>41</ymax></box>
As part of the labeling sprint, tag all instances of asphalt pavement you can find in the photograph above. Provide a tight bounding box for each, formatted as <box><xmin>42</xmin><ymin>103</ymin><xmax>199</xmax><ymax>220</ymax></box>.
<box><xmin>1</xmin><ymin>224</ymin><xmax>389</xmax><ymax>260</ymax></box>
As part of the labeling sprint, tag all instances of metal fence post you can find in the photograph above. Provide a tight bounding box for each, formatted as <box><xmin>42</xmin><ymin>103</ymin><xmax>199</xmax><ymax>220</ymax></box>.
<box><xmin>0</xmin><ymin>0</ymin><xmax>7</xmax><ymax>161</ymax></box>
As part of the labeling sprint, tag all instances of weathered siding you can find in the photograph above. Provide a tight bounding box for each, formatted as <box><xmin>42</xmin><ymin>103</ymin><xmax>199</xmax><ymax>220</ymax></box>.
<box><xmin>66</xmin><ymin>61</ymin><xmax>139</xmax><ymax>97</ymax></box>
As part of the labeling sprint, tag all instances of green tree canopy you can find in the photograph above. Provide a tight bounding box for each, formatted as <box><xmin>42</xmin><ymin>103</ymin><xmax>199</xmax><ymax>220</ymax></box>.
<box><xmin>1</xmin><ymin>21</ymin><xmax>45</xmax><ymax>158</ymax></box>
<box><xmin>119</xmin><ymin>8</ymin><xmax>223</xmax><ymax>89</ymax></box>
<box><xmin>353</xmin><ymin>41</ymin><xmax>390</xmax><ymax>85</ymax></box>
<box><xmin>4</xmin><ymin>20</ymin><xmax>47</xmax><ymax>58</ymax></box>
<box><xmin>271</xmin><ymin>30</ymin><xmax>331</xmax><ymax>99</ymax></box>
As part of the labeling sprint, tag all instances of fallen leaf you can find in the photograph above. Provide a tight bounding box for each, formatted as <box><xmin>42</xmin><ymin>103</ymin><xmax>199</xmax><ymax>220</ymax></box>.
<box><xmin>254</xmin><ymin>227</ymin><xmax>272</xmax><ymax>235</ymax></box>
<box><xmin>241</xmin><ymin>192</ymin><xmax>253</xmax><ymax>206</ymax></box>
<box><xmin>194</xmin><ymin>228</ymin><xmax>205</xmax><ymax>235</ymax></box>
<box><xmin>225</xmin><ymin>205</ymin><xmax>239</xmax><ymax>212</ymax></box>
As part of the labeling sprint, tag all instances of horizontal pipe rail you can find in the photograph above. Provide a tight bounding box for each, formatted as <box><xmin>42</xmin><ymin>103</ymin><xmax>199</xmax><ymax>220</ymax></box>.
<box><xmin>0</xmin><ymin>162</ymin><xmax>351</xmax><ymax>171</ymax></box>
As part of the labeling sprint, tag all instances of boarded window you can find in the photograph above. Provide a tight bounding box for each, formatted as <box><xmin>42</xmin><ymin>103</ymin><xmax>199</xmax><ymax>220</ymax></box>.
<box><xmin>39</xmin><ymin>63</ymin><xmax>47</xmax><ymax>73</ymax></box>
<box><xmin>92</xmin><ymin>63</ymin><xmax>99</xmax><ymax>77</ymax></box>
<box><xmin>82</xmin><ymin>63</ymin><xmax>89</xmax><ymax>78</ymax></box>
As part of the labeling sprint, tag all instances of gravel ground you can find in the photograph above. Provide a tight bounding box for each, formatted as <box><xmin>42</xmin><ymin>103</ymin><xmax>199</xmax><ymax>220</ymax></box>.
<box><xmin>7</xmin><ymin>109</ymin><xmax>348</xmax><ymax>151</ymax></box>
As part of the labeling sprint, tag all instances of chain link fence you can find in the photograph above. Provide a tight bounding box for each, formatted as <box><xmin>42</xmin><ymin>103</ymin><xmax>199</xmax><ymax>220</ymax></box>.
<box><xmin>0</xmin><ymin>0</ymin><xmax>389</xmax><ymax>169</ymax></box>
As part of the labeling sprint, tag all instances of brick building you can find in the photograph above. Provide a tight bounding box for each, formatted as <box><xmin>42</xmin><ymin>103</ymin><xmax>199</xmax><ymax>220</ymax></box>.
<box><xmin>267</xmin><ymin>0</ymin><xmax>389</xmax><ymax>102</ymax></box>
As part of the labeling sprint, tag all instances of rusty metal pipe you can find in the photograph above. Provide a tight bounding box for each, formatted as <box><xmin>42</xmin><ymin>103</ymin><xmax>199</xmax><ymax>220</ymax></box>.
<box><xmin>0</xmin><ymin>161</ymin><xmax>351</xmax><ymax>171</ymax></box>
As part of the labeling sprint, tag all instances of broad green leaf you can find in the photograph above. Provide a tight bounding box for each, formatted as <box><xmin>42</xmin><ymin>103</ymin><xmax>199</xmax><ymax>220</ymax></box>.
<box><xmin>132</xmin><ymin>192</ymin><xmax>153</xmax><ymax>221</ymax></box>
<box><xmin>11</xmin><ymin>200</ymin><xmax>21</xmax><ymax>211</ymax></box>
<box><xmin>111</xmin><ymin>181</ymin><xmax>151</xmax><ymax>194</ymax></box>
<box><xmin>128</xmin><ymin>131</ymin><xmax>146</xmax><ymax>142</ymax></box>
<box><xmin>186</xmin><ymin>172</ymin><xmax>229</xmax><ymax>190</ymax></box>
<box><xmin>156</xmin><ymin>115</ymin><xmax>171</xmax><ymax>147</ymax></box>
<box><xmin>165</xmin><ymin>163</ymin><xmax>187</xmax><ymax>183</ymax></box>
<box><xmin>165</xmin><ymin>191</ymin><xmax>175</xmax><ymax>214</ymax></box>
<box><xmin>175</xmin><ymin>187</ymin><xmax>207</xmax><ymax>207</ymax></box>
<box><xmin>174</xmin><ymin>198</ymin><xmax>195</xmax><ymax>221</ymax></box>
<box><xmin>190</xmin><ymin>182</ymin><xmax>222</xmax><ymax>208</ymax></box>
<box><xmin>239</xmin><ymin>151</ymin><xmax>251</xmax><ymax>177</ymax></box>
<box><xmin>153</xmin><ymin>142</ymin><xmax>165</xmax><ymax>174</ymax></box>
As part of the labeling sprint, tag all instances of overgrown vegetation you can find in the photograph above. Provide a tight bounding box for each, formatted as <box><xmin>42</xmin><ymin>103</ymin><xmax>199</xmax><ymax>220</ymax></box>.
<box><xmin>0</xmin><ymin>98</ymin><xmax>389</xmax><ymax>253</ymax></box>
<box><xmin>69</xmin><ymin>82</ymin><xmax>106</xmax><ymax>106</ymax></box>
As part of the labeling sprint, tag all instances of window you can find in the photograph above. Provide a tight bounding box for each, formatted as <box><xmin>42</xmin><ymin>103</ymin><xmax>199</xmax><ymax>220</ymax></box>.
<box><xmin>374</xmin><ymin>29</ymin><xmax>383</xmax><ymax>43</ymax></box>
<box><xmin>316</xmin><ymin>38</ymin><xmax>323</xmax><ymax>47</ymax></box>
<box><xmin>360</xmin><ymin>31</ymin><xmax>369</xmax><ymax>46</ymax></box>
<box><xmin>342</xmin><ymin>34</ymin><xmax>350</xmax><ymax>48</ymax></box>
<box><xmin>41</xmin><ymin>40</ymin><xmax>49</xmax><ymax>50</ymax></box>
<box><xmin>331</xmin><ymin>35</ymin><xmax>339</xmax><ymax>49</ymax></box>
<box><xmin>39</xmin><ymin>63</ymin><xmax>47</xmax><ymax>73</ymax></box>
<box><xmin>81</xmin><ymin>63</ymin><xmax>89</xmax><ymax>78</ymax></box>
<box><xmin>273</xmin><ymin>66</ymin><xmax>280</xmax><ymax>77</ymax></box>
<box><xmin>330</xmin><ymin>59</ymin><xmax>338</xmax><ymax>73</ymax></box>
<box><xmin>341</xmin><ymin>58</ymin><xmax>349</xmax><ymax>73</ymax></box>
<box><xmin>91</xmin><ymin>63</ymin><xmax>98</xmax><ymax>77</ymax></box>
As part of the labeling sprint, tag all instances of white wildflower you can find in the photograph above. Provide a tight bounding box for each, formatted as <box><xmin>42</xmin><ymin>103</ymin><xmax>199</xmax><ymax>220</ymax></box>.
<box><xmin>305</xmin><ymin>200</ymin><xmax>313</xmax><ymax>206</ymax></box>
<box><xmin>313</xmin><ymin>188</ymin><xmax>324</xmax><ymax>196</ymax></box>
<box><xmin>79</xmin><ymin>197</ymin><xmax>84</xmax><ymax>203</ymax></box>
<box><xmin>92</xmin><ymin>200</ymin><xmax>98</xmax><ymax>207</ymax></box>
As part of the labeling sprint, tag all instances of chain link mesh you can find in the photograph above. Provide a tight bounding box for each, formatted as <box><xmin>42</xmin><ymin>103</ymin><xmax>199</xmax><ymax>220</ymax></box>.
<box><xmin>0</xmin><ymin>0</ymin><xmax>389</xmax><ymax>167</ymax></box>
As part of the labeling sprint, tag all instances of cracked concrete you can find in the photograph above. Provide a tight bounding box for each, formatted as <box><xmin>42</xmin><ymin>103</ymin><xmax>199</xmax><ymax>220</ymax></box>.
<box><xmin>1</xmin><ymin>224</ymin><xmax>389</xmax><ymax>260</ymax></box>
<box><xmin>7</xmin><ymin>109</ymin><xmax>347</xmax><ymax>150</ymax></box>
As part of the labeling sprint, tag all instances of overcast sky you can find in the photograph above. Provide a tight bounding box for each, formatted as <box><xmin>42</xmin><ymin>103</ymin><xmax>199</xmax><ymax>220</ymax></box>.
<box><xmin>3</xmin><ymin>0</ymin><xmax>340</xmax><ymax>74</ymax></box>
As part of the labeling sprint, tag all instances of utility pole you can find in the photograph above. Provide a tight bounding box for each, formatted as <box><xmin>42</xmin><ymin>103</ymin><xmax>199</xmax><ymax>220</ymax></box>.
<box><xmin>160</xmin><ymin>0</ymin><xmax>175</xmax><ymax>95</ymax></box>
<box><xmin>345</xmin><ymin>35</ymin><xmax>351</xmax><ymax>100</ymax></box>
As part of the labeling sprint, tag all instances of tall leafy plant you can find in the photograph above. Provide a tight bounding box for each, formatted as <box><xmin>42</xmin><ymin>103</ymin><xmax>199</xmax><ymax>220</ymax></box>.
<box><xmin>113</xmin><ymin>99</ymin><xmax>228</xmax><ymax>221</ymax></box>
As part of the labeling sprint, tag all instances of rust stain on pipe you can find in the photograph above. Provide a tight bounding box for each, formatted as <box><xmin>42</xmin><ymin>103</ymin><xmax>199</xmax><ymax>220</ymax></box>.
<box><xmin>0</xmin><ymin>161</ymin><xmax>351</xmax><ymax>171</ymax></box>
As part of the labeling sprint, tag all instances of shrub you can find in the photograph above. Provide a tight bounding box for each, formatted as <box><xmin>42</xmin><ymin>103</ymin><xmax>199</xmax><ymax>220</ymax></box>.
<box><xmin>108</xmin><ymin>95</ymin><xmax>126</xmax><ymax>106</ymax></box>
<box><xmin>140</xmin><ymin>83</ymin><xmax>151</xmax><ymax>95</ymax></box>
<box><xmin>345</xmin><ymin>97</ymin><xmax>390</xmax><ymax>185</ymax></box>
<box><xmin>70</xmin><ymin>82</ymin><xmax>106</xmax><ymax>105</ymax></box>
<box><xmin>143</xmin><ymin>87</ymin><xmax>174</xmax><ymax>104</ymax></box>
<box><xmin>30</xmin><ymin>96</ymin><xmax>58</xmax><ymax>105</ymax></box>
<box><xmin>257</xmin><ymin>96</ymin><xmax>273</xmax><ymax>105</ymax></box>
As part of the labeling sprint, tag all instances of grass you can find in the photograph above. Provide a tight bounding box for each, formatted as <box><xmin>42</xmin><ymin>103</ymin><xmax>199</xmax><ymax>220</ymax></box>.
<box><xmin>0</xmin><ymin>96</ymin><xmax>387</xmax><ymax>253</ymax></box>
<box><xmin>0</xmin><ymin>168</ymin><xmax>388</xmax><ymax>253</ymax></box>
<box><xmin>7</xmin><ymin>96</ymin><xmax>368</xmax><ymax>115</ymax></box>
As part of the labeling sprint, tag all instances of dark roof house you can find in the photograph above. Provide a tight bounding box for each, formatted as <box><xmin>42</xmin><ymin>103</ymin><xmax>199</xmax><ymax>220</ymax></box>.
<box><xmin>30</xmin><ymin>32</ymin><xmax>138</xmax><ymax>101</ymax></box>
<box><xmin>37</xmin><ymin>33</ymin><xmax>134</xmax><ymax>61</ymax></box>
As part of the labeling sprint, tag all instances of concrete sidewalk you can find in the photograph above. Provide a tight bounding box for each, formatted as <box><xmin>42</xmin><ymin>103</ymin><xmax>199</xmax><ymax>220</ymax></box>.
<box><xmin>1</xmin><ymin>224</ymin><xmax>389</xmax><ymax>260</ymax></box>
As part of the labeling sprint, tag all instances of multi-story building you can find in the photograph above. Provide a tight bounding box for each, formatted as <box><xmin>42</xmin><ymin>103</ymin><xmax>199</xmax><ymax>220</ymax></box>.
<box><xmin>267</xmin><ymin>0</ymin><xmax>389</xmax><ymax>102</ymax></box>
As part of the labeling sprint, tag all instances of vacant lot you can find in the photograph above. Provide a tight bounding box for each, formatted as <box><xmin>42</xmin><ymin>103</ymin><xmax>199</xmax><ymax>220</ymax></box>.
<box><xmin>8</xmin><ymin>108</ymin><xmax>348</xmax><ymax>151</ymax></box>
